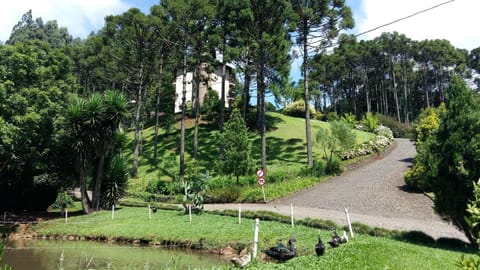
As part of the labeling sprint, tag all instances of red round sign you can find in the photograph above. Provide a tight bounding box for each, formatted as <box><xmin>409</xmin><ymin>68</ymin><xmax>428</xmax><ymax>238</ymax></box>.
<box><xmin>256</xmin><ymin>169</ymin><xmax>264</xmax><ymax>178</ymax></box>
<box><xmin>258</xmin><ymin>177</ymin><xmax>265</xmax><ymax>186</ymax></box>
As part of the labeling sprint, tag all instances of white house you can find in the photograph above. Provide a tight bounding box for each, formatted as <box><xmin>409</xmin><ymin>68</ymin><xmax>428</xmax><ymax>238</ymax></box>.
<box><xmin>174</xmin><ymin>62</ymin><xmax>236</xmax><ymax>113</ymax></box>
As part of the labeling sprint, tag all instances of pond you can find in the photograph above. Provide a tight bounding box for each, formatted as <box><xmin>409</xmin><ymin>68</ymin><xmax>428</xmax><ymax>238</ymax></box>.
<box><xmin>1</xmin><ymin>239</ymin><xmax>228</xmax><ymax>270</ymax></box>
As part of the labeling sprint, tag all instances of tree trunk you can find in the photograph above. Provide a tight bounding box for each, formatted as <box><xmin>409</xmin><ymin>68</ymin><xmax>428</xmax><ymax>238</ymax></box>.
<box><xmin>153</xmin><ymin>57</ymin><xmax>163</xmax><ymax>163</ymax></box>
<box><xmin>193</xmin><ymin>64</ymin><xmax>200</xmax><ymax>160</ymax></box>
<box><xmin>258</xmin><ymin>39</ymin><xmax>267</xmax><ymax>171</ymax></box>
<box><xmin>402</xmin><ymin>58</ymin><xmax>409</xmax><ymax>125</ymax></box>
<box><xmin>424</xmin><ymin>67</ymin><xmax>430</xmax><ymax>107</ymax></box>
<box><xmin>219</xmin><ymin>45</ymin><xmax>227</xmax><ymax>159</ymax></box>
<box><xmin>92</xmin><ymin>153</ymin><xmax>106</xmax><ymax>210</ymax></box>
<box><xmin>390</xmin><ymin>57</ymin><xmax>401</xmax><ymax>123</ymax></box>
<box><xmin>179</xmin><ymin>42</ymin><xmax>187</xmax><ymax>183</ymax></box>
<box><xmin>132</xmin><ymin>66</ymin><xmax>144</xmax><ymax>178</ymax></box>
<box><xmin>302</xmin><ymin>20</ymin><xmax>313</xmax><ymax>167</ymax></box>
<box><xmin>242</xmin><ymin>48</ymin><xmax>251</xmax><ymax>120</ymax></box>
<box><xmin>75</xmin><ymin>152</ymin><xmax>92</xmax><ymax>214</ymax></box>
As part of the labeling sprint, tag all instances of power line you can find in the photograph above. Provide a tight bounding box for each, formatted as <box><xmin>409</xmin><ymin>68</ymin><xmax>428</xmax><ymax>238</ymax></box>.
<box><xmin>306</xmin><ymin>0</ymin><xmax>456</xmax><ymax>53</ymax></box>
<box><xmin>354</xmin><ymin>0</ymin><xmax>455</xmax><ymax>38</ymax></box>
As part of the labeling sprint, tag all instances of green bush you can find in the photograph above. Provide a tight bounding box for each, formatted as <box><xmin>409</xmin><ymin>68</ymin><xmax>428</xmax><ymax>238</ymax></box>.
<box><xmin>326</xmin><ymin>111</ymin><xmax>339</xmax><ymax>121</ymax></box>
<box><xmin>283</xmin><ymin>100</ymin><xmax>316</xmax><ymax>118</ymax></box>
<box><xmin>50</xmin><ymin>191</ymin><xmax>75</xmax><ymax>210</ymax></box>
<box><xmin>201</xmin><ymin>89</ymin><xmax>220</xmax><ymax>123</ymax></box>
<box><xmin>325</xmin><ymin>154</ymin><xmax>342</xmax><ymax>175</ymax></box>
<box><xmin>377</xmin><ymin>114</ymin><xmax>413</xmax><ymax>138</ymax></box>
<box><xmin>300</xmin><ymin>160</ymin><xmax>326</xmax><ymax>177</ymax></box>
<box><xmin>340</xmin><ymin>112</ymin><xmax>356</xmax><ymax>128</ymax></box>
<box><xmin>375</xmin><ymin>125</ymin><xmax>394</xmax><ymax>140</ymax></box>
<box><xmin>361</xmin><ymin>112</ymin><xmax>379</xmax><ymax>132</ymax></box>
<box><xmin>206</xmin><ymin>185</ymin><xmax>241</xmax><ymax>203</ymax></box>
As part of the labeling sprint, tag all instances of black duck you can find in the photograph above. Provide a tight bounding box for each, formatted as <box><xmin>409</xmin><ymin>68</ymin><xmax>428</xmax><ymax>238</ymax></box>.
<box><xmin>315</xmin><ymin>236</ymin><xmax>325</xmax><ymax>256</ymax></box>
<box><xmin>328</xmin><ymin>231</ymin><xmax>340</xmax><ymax>248</ymax></box>
<box><xmin>263</xmin><ymin>237</ymin><xmax>297</xmax><ymax>262</ymax></box>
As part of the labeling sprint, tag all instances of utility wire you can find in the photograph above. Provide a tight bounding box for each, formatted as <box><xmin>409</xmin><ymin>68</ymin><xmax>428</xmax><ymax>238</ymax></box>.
<box><xmin>354</xmin><ymin>0</ymin><xmax>455</xmax><ymax>38</ymax></box>
<box><xmin>303</xmin><ymin>0</ymin><xmax>456</xmax><ymax>53</ymax></box>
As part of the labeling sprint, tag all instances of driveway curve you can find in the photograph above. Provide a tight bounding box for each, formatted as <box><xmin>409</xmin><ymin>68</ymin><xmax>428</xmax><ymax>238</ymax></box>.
<box><xmin>204</xmin><ymin>139</ymin><xmax>467</xmax><ymax>241</ymax></box>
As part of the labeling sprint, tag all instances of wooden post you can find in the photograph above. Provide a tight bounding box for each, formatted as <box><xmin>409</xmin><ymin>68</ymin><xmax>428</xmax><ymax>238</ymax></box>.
<box><xmin>290</xmin><ymin>203</ymin><xmax>294</xmax><ymax>228</ymax></box>
<box><xmin>238</xmin><ymin>205</ymin><xmax>242</xmax><ymax>224</ymax></box>
<box><xmin>188</xmin><ymin>205</ymin><xmax>192</xmax><ymax>223</ymax></box>
<box><xmin>111</xmin><ymin>204</ymin><xmax>115</xmax><ymax>220</ymax></box>
<box><xmin>345</xmin><ymin>208</ymin><xmax>354</xmax><ymax>238</ymax></box>
<box><xmin>148</xmin><ymin>204</ymin><xmax>152</xmax><ymax>221</ymax></box>
<box><xmin>65</xmin><ymin>209</ymin><xmax>68</xmax><ymax>224</ymax></box>
<box><xmin>253</xmin><ymin>218</ymin><xmax>259</xmax><ymax>258</ymax></box>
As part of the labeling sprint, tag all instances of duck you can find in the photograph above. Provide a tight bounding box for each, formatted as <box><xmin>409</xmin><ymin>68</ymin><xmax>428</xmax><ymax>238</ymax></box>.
<box><xmin>151</xmin><ymin>206</ymin><xmax>157</xmax><ymax>213</ymax></box>
<box><xmin>328</xmin><ymin>231</ymin><xmax>340</xmax><ymax>248</ymax></box>
<box><xmin>263</xmin><ymin>237</ymin><xmax>297</xmax><ymax>262</ymax></box>
<box><xmin>315</xmin><ymin>236</ymin><xmax>325</xmax><ymax>256</ymax></box>
<box><xmin>340</xmin><ymin>230</ymin><xmax>349</xmax><ymax>244</ymax></box>
<box><xmin>231</xmin><ymin>253</ymin><xmax>251</xmax><ymax>268</ymax></box>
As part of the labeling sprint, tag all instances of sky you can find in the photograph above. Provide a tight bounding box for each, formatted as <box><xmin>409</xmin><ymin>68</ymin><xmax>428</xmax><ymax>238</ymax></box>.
<box><xmin>0</xmin><ymin>0</ymin><xmax>478</xmax><ymax>50</ymax></box>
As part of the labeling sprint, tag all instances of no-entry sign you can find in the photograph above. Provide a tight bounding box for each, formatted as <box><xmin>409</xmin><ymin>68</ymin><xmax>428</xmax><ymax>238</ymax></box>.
<box><xmin>256</xmin><ymin>169</ymin><xmax>264</xmax><ymax>178</ymax></box>
<box><xmin>257</xmin><ymin>177</ymin><xmax>265</xmax><ymax>186</ymax></box>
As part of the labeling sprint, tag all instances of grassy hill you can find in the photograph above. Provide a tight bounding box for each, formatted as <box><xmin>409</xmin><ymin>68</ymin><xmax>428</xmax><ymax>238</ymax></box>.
<box><xmin>122</xmin><ymin>112</ymin><xmax>375</xmax><ymax>202</ymax></box>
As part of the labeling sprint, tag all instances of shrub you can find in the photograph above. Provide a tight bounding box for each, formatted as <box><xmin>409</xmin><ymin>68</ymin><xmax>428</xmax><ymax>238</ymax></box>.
<box><xmin>377</xmin><ymin>114</ymin><xmax>412</xmax><ymax>138</ymax></box>
<box><xmin>206</xmin><ymin>185</ymin><xmax>241</xmax><ymax>203</ymax></box>
<box><xmin>340</xmin><ymin>112</ymin><xmax>356</xmax><ymax>128</ymax></box>
<box><xmin>283</xmin><ymin>100</ymin><xmax>316</xmax><ymax>118</ymax></box>
<box><xmin>50</xmin><ymin>191</ymin><xmax>75</xmax><ymax>211</ymax></box>
<box><xmin>201</xmin><ymin>89</ymin><xmax>220</xmax><ymax>123</ymax></box>
<box><xmin>325</xmin><ymin>154</ymin><xmax>342</xmax><ymax>175</ymax></box>
<box><xmin>300</xmin><ymin>160</ymin><xmax>326</xmax><ymax>177</ymax></box>
<box><xmin>326</xmin><ymin>111</ymin><xmax>339</xmax><ymax>121</ymax></box>
<box><xmin>375</xmin><ymin>125</ymin><xmax>393</xmax><ymax>140</ymax></box>
<box><xmin>361</xmin><ymin>112</ymin><xmax>379</xmax><ymax>132</ymax></box>
<box><xmin>101</xmin><ymin>154</ymin><xmax>129</xmax><ymax>208</ymax></box>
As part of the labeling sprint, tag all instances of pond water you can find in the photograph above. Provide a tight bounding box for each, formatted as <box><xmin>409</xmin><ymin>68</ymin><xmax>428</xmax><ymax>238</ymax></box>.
<box><xmin>1</xmin><ymin>239</ymin><xmax>228</xmax><ymax>270</ymax></box>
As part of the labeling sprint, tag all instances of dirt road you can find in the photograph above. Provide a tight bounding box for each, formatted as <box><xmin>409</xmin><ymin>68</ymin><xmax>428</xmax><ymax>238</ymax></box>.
<box><xmin>204</xmin><ymin>139</ymin><xmax>467</xmax><ymax>241</ymax></box>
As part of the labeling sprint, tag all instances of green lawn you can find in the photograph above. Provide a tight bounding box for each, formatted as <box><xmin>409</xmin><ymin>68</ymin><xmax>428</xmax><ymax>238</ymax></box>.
<box><xmin>124</xmin><ymin>112</ymin><xmax>375</xmax><ymax>195</ymax></box>
<box><xmin>35</xmin><ymin>207</ymin><xmax>474</xmax><ymax>270</ymax></box>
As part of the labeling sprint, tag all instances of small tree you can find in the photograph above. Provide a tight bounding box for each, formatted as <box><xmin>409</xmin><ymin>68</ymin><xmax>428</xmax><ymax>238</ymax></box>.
<box><xmin>216</xmin><ymin>109</ymin><xmax>253</xmax><ymax>184</ymax></box>
<box><xmin>428</xmin><ymin>77</ymin><xmax>480</xmax><ymax>245</ymax></box>
<box><xmin>316</xmin><ymin>121</ymin><xmax>355</xmax><ymax>174</ymax></box>
<box><xmin>456</xmin><ymin>181</ymin><xmax>480</xmax><ymax>268</ymax></box>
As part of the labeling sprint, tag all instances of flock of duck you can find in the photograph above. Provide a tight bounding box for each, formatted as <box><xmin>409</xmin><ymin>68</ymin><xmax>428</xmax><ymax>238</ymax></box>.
<box><xmin>231</xmin><ymin>230</ymin><xmax>349</xmax><ymax>268</ymax></box>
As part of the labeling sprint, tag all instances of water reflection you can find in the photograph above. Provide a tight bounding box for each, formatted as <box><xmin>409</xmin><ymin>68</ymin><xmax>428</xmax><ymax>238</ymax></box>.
<box><xmin>2</xmin><ymin>239</ymin><xmax>227</xmax><ymax>270</ymax></box>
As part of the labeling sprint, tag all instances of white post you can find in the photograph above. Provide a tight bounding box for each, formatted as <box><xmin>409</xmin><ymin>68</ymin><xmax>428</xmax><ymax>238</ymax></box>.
<box><xmin>65</xmin><ymin>209</ymin><xmax>68</xmax><ymax>224</ymax></box>
<box><xmin>290</xmin><ymin>203</ymin><xmax>294</xmax><ymax>228</ymax></box>
<box><xmin>148</xmin><ymin>204</ymin><xmax>152</xmax><ymax>221</ymax></box>
<box><xmin>188</xmin><ymin>205</ymin><xmax>192</xmax><ymax>223</ymax></box>
<box><xmin>238</xmin><ymin>205</ymin><xmax>242</xmax><ymax>224</ymax></box>
<box><xmin>111</xmin><ymin>204</ymin><xmax>115</xmax><ymax>220</ymax></box>
<box><xmin>253</xmin><ymin>218</ymin><xmax>259</xmax><ymax>259</ymax></box>
<box><xmin>345</xmin><ymin>208</ymin><xmax>354</xmax><ymax>238</ymax></box>
<box><xmin>261</xmin><ymin>186</ymin><xmax>266</xmax><ymax>202</ymax></box>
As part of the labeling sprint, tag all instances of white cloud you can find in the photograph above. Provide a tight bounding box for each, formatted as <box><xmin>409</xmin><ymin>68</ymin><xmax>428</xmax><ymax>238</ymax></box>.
<box><xmin>0</xmin><ymin>0</ymin><xmax>130</xmax><ymax>42</ymax></box>
<box><xmin>355</xmin><ymin>0</ymin><xmax>480</xmax><ymax>51</ymax></box>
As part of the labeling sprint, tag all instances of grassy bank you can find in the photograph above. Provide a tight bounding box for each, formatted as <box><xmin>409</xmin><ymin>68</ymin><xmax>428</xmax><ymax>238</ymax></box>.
<box><xmin>34</xmin><ymin>206</ymin><xmax>473</xmax><ymax>269</ymax></box>
<box><xmin>124</xmin><ymin>112</ymin><xmax>377</xmax><ymax>203</ymax></box>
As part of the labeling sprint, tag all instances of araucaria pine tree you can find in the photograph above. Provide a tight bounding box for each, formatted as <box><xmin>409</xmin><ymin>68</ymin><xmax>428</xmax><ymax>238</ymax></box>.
<box><xmin>217</xmin><ymin>109</ymin><xmax>252</xmax><ymax>184</ymax></box>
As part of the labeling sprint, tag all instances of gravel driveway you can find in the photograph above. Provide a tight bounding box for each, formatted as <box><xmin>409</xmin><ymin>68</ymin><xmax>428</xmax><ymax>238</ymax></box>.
<box><xmin>204</xmin><ymin>138</ymin><xmax>467</xmax><ymax>241</ymax></box>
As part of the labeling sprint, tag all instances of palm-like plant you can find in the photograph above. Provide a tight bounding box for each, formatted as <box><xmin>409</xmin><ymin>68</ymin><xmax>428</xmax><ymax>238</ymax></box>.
<box><xmin>64</xmin><ymin>90</ymin><xmax>128</xmax><ymax>213</ymax></box>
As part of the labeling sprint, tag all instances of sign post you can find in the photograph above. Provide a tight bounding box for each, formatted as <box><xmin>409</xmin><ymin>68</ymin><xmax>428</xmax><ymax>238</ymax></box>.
<box><xmin>256</xmin><ymin>169</ymin><xmax>266</xmax><ymax>202</ymax></box>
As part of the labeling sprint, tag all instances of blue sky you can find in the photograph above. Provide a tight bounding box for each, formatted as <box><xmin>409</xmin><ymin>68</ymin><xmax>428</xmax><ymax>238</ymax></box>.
<box><xmin>1</xmin><ymin>0</ymin><xmax>478</xmax><ymax>50</ymax></box>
